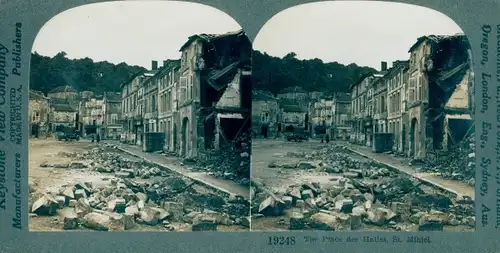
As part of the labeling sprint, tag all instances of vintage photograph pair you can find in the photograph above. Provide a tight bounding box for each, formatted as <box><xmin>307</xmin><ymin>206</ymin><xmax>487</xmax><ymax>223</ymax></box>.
<box><xmin>23</xmin><ymin>1</ymin><xmax>476</xmax><ymax>234</ymax></box>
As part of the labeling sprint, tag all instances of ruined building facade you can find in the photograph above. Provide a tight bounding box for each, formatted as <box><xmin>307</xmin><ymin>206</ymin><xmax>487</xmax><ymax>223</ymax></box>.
<box><xmin>103</xmin><ymin>92</ymin><xmax>123</xmax><ymax>140</ymax></box>
<box><xmin>252</xmin><ymin>90</ymin><xmax>279</xmax><ymax>137</ymax></box>
<box><xmin>158</xmin><ymin>61</ymin><xmax>181</xmax><ymax>153</ymax></box>
<box><xmin>29</xmin><ymin>90</ymin><xmax>51</xmax><ymax>137</ymax></box>
<box><xmin>349</xmin><ymin>34</ymin><xmax>473</xmax><ymax>159</ymax></box>
<box><xmin>406</xmin><ymin>35</ymin><xmax>473</xmax><ymax>158</ymax></box>
<box><xmin>386</xmin><ymin>61</ymin><xmax>409</xmax><ymax>153</ymax></box>
<box><xmin>331</xmin><ymin>93</ymin><xmax>351</xmax><ymax>140</ymax></box>
<box><xmin>350</xmin><ymin>73</ymin><xmax>376</xmax><ymax>145</ymax></box>
<box><xmin>121</xmin><ymin>72</ymin><xmax>146</xmax><ymax>145</ymax></box>
<box><xmin>120</xmin><ymin>30</ymin><xmax>252</xmax><ymax>159</ymax></box>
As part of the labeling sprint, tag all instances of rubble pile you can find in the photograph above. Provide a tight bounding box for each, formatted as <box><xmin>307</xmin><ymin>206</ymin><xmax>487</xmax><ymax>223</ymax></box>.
<box><xmin>420</xmin><ymin>133</ymin><xmax>475</xmax><ymax>186</ymax></box>
<box><xmin>272</xmin><ymin>146</ymin><xmax>397</xmax><ymax>180</ymax></box>
<box><xmin>251</xmin><ymin>175</ymin><xmax>475</xmax><ymax>231</ymax></box>
<box><xmin>32</xmin><ymin>147</ymin><xmax>250</xmax><ymax>231</ymax></box>
<box><xmin>255</xmin><ymin>144</ymin><xmax>474</xmax><ymax>231</ymax></box>
<box><xmin>201</xmin><ymin>131</ymin><xmax>251</xmax><ymax>183</ymax></box>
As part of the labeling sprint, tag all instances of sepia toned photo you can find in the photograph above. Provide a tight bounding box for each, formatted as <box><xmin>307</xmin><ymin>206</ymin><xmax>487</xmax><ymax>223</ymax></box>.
<box><xmin>2</xmin><ymin>0</ymin><xmax>500</xmax><ymax>252</ymax></box>
<box><xmin>250</xmin><ymin>2</ymin><xmax>475</xmax><ymax>232</ymax></box>
<box><xmin>28</xmin><ymin>2</ymin><xmax>251</xmax><ymax>232</ymax></box>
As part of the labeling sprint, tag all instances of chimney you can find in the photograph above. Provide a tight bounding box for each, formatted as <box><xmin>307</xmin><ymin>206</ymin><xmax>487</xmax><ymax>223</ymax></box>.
<box><xmin>163</xmin><ymin>60</ymin><xmax>168</xmax><ymax>67</ymax></box>
<box><xmin>152</xmin><ymin>60</ymin><xmax>158</xmax><ymax>70</ymax></box>
<box><xmin>381</xmin><ymin>61</ymin><xmax>388</xmax><ymax>71</ymax></box>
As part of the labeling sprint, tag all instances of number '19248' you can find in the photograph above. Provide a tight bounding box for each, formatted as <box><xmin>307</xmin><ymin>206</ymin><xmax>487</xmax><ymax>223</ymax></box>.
<box><xmin>268</xmin><ymin>236</ymin><xmax>296</xmax><ymax>245</ymax></box>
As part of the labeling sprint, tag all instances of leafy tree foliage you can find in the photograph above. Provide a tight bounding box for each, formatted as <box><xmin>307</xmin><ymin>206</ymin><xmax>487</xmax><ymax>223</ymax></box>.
<box><xmin>252</xmin><ymin>50</ymin><xmax>377</xmax><ymax>94</ymax></box>
<box><xmin>30</xmin><ymin>51</ymin><xmax>147</xmax><ymax>94</ymax></box>
<box><xmin>30</xmin><ymin>50</ymin><xmax>376</xmax><ymax>96</ymax></box>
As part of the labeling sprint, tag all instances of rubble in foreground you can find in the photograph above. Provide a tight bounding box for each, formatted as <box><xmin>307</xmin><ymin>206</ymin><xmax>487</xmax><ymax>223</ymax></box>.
<box><xmin>251</xmin><ymin>145</ymin><xmax>475</xmax><ymax>231</ymax></box>
<box><xmin>147</xmin><ymin>132</ymin><xmax>252</xmax><ymax>185</ymax></box>
<box><xmin>418</xmin><ymin>134</ymin><xmax>475</xmax><ymax>186</ymax></box>
<box><xmin>30</xmin><ymin>147</ymin><xmax>250</xmax><ymax>231</ymax></box>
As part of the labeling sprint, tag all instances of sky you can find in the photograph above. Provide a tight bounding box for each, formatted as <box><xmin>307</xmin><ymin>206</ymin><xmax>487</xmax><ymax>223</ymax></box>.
<box><xmin>253</xmin><ymin>1</ymin><xmax>465</xmax><ymax>70</ymax></box>
<box><xmin>32</xmin><ymin>1</ymin><xmax>242</xmax><ymax>68</ymax></box>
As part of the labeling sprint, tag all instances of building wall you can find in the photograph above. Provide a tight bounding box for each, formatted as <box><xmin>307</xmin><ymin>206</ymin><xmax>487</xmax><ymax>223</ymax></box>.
<box><xmin>178</xmin><ymin>40</ymin><xmax>202</xmax><ymax>158</ymax></box>
<box><xmin>277</xmin><ymin>92</ymin><xmax>308</xmax><ymax>101</ymax></box>
<box><xmin>406</xmin><ymin>40</ymin><xmax>431</xmax><ymax>158</ymax></box>
<box><xmin>282</xmin><ymin>111</ymin><xmax>306</xmax><ymax>126</ymax></box>
<box><xmin>119</xmin><ymin>32</ymin><xmax>250</xmax><ymax>159</ymax></box>
<box><xmin>445</xmin><ymin>70</ymin><xmax>471</xmax><ymax>109</ymax></box>
<box><xmin>332</xmin><ymin>100</ymin><xmax>351</xmax><ymax>140</ymax></box>
<box><xmin>29</xmin><ymin>98</ymin><xmax>50</xmax><ymax>136</ymax></box>
<box><xmin>29</xmin><ymin>99</ymin><xmax>50</xmax><ymax>123</ymax></box>
<box><xmin>103</xmin><ymin>101</ymin><xmax>122</xmax><ymax>139</ymax></box>
<box><xmin>252</xmin><ymin>98</ymin><xmax>279</xmax><ymax>134</ymax></box>
<box><xmin>82</xmin><ymin>98</ymin><xmax>104</xmax><ymax>126</ymax></box>
<box><xmin>144</xmin><ymin>80</ymin><xmax>158</xmax><ymax>132</ymax></box>
<box><xmin>158</xmin><ymin>67</ymin><xmax>180</xmax><ymax>152</ymax></box>
<box><xmin>386</xmin><ymin>64</ymin><xmax>409</xmax><ymax>153</ymax></box>
<box><xmin>216</xmin><ymin>71</ymin><xmax>242</xmax><ymax>108</ymax></box>
<box><xmin>311</xmin><ymin>99</ymin><xmax>334</xmax><ymax>127</ymax></box>
<box><xmin>350</xmin><ymin>76</ymin><xmax>371</xmax><ymax>144</ymax></box>
<box><xmin>52</xmin><ymin>111</ymin><xmax>76</xmax><ymax>124</ymax></box>
<box><xmin>47</xmin><ymin>91</ymin><xmax>77</xmax><ymax>100</ymax></box>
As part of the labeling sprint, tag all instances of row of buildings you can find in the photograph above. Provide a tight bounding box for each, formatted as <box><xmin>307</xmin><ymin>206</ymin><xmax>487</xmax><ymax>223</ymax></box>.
<box><xmin>350</xmin><ymin>34</ymin><xmax>474</xmax><ymax>159</ymax></box>
<box><xmin>251</xmin><ymin>86</ymin><xmax>352</xmax><ymax>140</ymax></box>
<box><xmin>120</xmin><ymin>30</ymin><xmax>252</xmax><ymax>158</ymax></box>
<box><xmin>29</xmin><ymin>30</ymin><xmax>252</xmax><ymax>160</ymax></box>
<box><xmin>28</xmin><ymin>86</ymin><xmax>122</xmax><ymax>139</ymax></box>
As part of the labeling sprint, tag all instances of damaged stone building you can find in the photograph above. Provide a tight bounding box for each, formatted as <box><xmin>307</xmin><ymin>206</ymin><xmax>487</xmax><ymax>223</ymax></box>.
<box><xmin>120</xmin><ymin>30</ymin><xmax>251</xmax><ymax>159</ymax></box>
<box><xmin>102</xmin><ymin>92</ymin><xmax>123</xmax><ymax>140</ymax></box>
<box><xmin>79</xmin><ymin>95</ymin><xmax>104</xmax><ymax>137</ymax></box>
<box><xmin>176</xmin><ymin>30</ymin><xmax>251</xmax><ymax>158</ymax></box>
<box><xmin>157</xmin><ymin>60</ymin><xmax>181</xmax><ymax>153</ymax></box>
<box><xmin>252</xmin><ymin>90</ymin><xmax>279</xmax><ymax>137</ymax></box>
<box><xmin>406</xmin><ymin>34</ymin><xmax>473</xmax><ymax>158</ymax></box>
<box><xmin>121</xmin><ymin>71</ymin><xmax>147</xmax><ymax>145</ymax></box>
<box><xmin>371</xmin><ymin>69</ymin><xmax>389</xmax><ymax>135</ymax></box>
<box><xmin>29</xmin><ymin>90</ymin><xmax>51</xmax><ymax>137</ymax></box>
<box><xmin>47</xmin><ymin>85</ymin><xmax>78</xmax><ymax>101</ymax></box>
<box><xmin>310</xmin><ymin>96</ymin><xmax>334</xmax><ymax>134</ymax></box>
<box><xmin>349</xmin><ymin>34</ymin><xmax>473</xmax><ymax>159</ymax></box>
<box><xmin>331</xmin><ymin>92</ymin><xmax>352</xmax><ymax>140</ymax></box>
<box><xmin>50</xmin><ymin>97</ymin><xmax>77</xmax><ymax>132</ymax></box>
<box><xmin>279</xmin><ymin>98</ymin><xmax>308</xmax><ymax>132</ymax></box>
<box><xmin>142</xmin><ymin>62</ymin><xmax>160</xmax><ymax>134</ymax></box>
<box><xmin>350</xmin><ymin>73</ymin><xmax>381</xmax><ymax>145</ymax></box>
<box><xmin>386</xmin><ymin>61</ymin><xmax>410</xmax><ymax>153</ymax></box>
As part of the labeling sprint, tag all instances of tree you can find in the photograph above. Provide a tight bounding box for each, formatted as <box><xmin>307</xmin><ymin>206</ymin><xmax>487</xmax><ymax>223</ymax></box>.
<box><xmin>252</xmin><ymin>50</ymin><xmax>377</xmax><ymax>95</ymax></box>
<box><xmin>29</xmin><ymin>52</ymin><xmax>147</xmax><ymax>94</ymax></box>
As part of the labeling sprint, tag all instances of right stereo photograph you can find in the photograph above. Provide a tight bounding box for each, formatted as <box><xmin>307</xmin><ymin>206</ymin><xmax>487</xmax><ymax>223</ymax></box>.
<box><xmin>250</xmin><ymin>1</ymin><xmax>475</xmax><ymax>232</ymax></box>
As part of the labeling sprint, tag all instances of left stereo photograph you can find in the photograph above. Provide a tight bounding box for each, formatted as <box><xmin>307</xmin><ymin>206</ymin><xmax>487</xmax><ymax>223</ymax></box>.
<box><xmin>28</xmin><ymin>1</ymin><xmax>252</xmax><ymax>232</ymax></box>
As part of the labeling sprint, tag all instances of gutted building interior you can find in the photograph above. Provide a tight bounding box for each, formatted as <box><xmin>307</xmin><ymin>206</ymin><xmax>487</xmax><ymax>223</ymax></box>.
<box><xmin>422</xmin><ymin>35</ymin><xmax>473</xmax><ymax>153</ymax></box>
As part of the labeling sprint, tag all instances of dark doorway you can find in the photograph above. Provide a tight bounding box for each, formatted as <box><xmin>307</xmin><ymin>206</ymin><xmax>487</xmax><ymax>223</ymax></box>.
<box><xmin>204</xmin><ymin>117</ymin><xmax>216</xmax><ymax>149</ymax></box>
<box><xmin>219</xmin><ymin>117</ymin><xmax>247</xmax><ymax>146</ymax></box>
<box><xmin>31</xmin><ymin>124</ymin><xmax>40</xmax><ymax>138</ymax></box>
<box><xmin>401</xmin><ymin>124</ymin><xmax>406</xmax><ymax>153</ymax></box>
<box><xmin>181</xmin><ymin>117</ymin><xmax>189</xmax><ymax>156</ymax></box>
<box><xmin>447</xmin><ymin>118</ymin><xmax>473</xmax><ymax>149</ymax></box>
<box><xmin>173</xmin><ymin>124</ymin><xmax>178</xmax><ymax>151</ymax></box>
<box><xmin>410</xmin><ymin>118</ymin><xmax>418</xmax><ymax>157</ymax></box>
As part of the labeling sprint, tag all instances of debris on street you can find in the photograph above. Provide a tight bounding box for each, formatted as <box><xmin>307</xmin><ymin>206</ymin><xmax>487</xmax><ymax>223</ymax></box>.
<box><xmin>251</xmin><ymin>144</ymin><xmax>475</xmax><ymax>232</ymax></box>
<box><xmin>419</xmin><ymin>133</ymin><xmax>475</xmax><ymax>186</ymax></box>
<box><xmin>194</xmin><ymin>132</ymin><xmax>252</xmax><ymax>185</ymax></box>
<box><xmin>30</xmin><ymin>145</ymin><xmax>250</xmax><ymax>232</ymax></box>
<box><xmin>147</xmin><ymin>133</ymin><xmax>252</xmax><ymax>185</ymax></box>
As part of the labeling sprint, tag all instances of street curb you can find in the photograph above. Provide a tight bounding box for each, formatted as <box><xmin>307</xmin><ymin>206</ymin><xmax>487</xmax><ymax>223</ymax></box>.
<box><xmin>112</xmin><ymin>144</ymin><xmax>247</xmax><ymax>198</ymax></box>
<box><xmin>344</xmin><ymin>147</ymin><xmax>471</xmax><ymax>199</ymax></box>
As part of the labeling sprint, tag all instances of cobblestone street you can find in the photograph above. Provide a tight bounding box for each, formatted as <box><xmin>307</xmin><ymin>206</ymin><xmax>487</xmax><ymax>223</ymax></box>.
<box><xmin>250</xmin><ymin>139</ymin><xmax>475</xmax><ymax>232</ymax></box>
